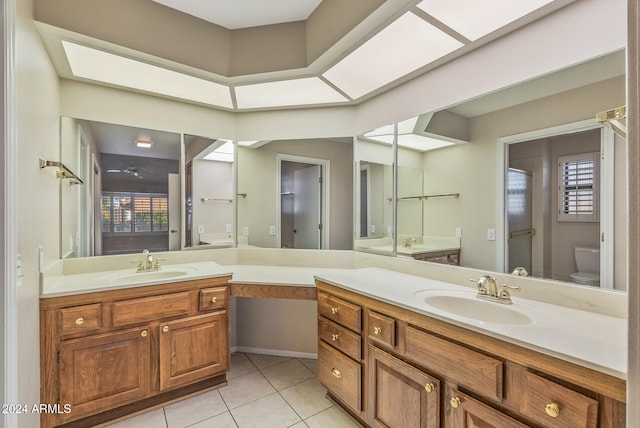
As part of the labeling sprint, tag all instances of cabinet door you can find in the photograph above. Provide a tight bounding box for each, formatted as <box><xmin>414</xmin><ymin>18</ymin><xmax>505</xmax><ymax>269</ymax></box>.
<box><xmin>368</xmin><ymin>346</ymin><xmax>439</xmax><ymax>428</ymax></box>
<box><xmin>159</xmin><ymin>311</ymin><xmax>228</xmax><ymax>391</ymax></box>
<box><xmin>59</xmin><ymin>326</ymin><xmax>151</xmax><ymax>422</ymax></box>
<box><xmin>447</xmin><ymin>388</ymin><xmax>530</xmax><ymax>428</ymax></box>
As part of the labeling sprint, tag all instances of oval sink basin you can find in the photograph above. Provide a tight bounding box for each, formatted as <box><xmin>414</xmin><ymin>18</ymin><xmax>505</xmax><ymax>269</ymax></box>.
<box><xmin>109</xmin><ymin>269</ymin><xmax>191</xmax><ymax>284</ymax></box>
<box><xmin>416</xmin><ymin>290</ymin><xmax>533</xmax><ymax>325</ymax></box>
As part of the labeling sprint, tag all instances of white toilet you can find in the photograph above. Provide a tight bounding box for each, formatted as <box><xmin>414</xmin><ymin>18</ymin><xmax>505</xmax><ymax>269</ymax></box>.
<box><xmin>569</xmin><ymin>247</ymin><xmax>600</xmax><ymax>286</ymax></box>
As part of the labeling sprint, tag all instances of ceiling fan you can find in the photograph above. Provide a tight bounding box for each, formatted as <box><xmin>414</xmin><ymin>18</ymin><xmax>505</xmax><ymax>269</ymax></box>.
<box><xmin>106</xmin><ymin>167</ymin><xmax>147</xmax><ymax>179</ymax></box>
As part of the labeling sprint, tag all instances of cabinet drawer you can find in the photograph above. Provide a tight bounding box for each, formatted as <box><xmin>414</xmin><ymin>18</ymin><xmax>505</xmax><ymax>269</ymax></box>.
<box><xmin>518</xmin><ymin>371</ymin><xmax>598</xmax><ymax>428</ymax></box>
<box><xmin>367</xmin><ymin>311</ymin><xmax>395</xmax><ymax>348</ymax></box>
<box><xmin>318</xmin><ymin>292</ymin><xmax>361</xmax><ymax>332</ymax></box>
<box><xmin>403</xmin><ymin>325</ymin><xmax>503</xmax><ymax>401</ymax></box>
<box><xmin>199</xmin><ymin>287</ymin><xmax>228</xmax><ymax>312</ymax></box>
<box><xmin>319</xmin><ymin>316</ymin><xmax>361</xmax><ymax>360</ymax></box>
<box><xmin>59</xmin><ymin>304</ymin><xmax>102</xmax><ymax>334</ymax></box>
<box><xmin>112</xmin><ymin>292</ymin><xmax>192</xmax><ymax>326</ymax></box>
<box><xmin>318</xmin><ymin>341</ymin><xmax>361</xmax><ymax>412</ymax></box>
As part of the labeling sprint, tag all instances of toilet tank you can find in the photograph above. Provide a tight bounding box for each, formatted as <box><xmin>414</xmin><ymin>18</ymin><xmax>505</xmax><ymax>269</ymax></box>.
<box><xmin>575</xmin><ymin>246</ymin><xmax>600</xmax><ymax>274</ymax></box>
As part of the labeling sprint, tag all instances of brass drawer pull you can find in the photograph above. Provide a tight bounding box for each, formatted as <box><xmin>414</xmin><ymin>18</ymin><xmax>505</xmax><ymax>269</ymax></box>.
<box><xmin>75</xmin><ymin>317</ymin><xmax>84</xmax><ymax>325</ymax></box>
<box><xmin>450</xmin><ymin>397</ymin><xmax>461</xmax><ymax>409</ymax></box>
<box><xmin>211</xmin><ymin>296</ymin><xmax>218</xmax><ymax>303</ymax></box>
<box><xmin>331</xmin><ymin>307</ymin><xmax>339</xmax><ymax>315</ymax></box>
<box><xmin>331</xmin><ymin>368</ymin><xmax>342</xmax><ymax>379</ymax></box>
<box><xmin>331</xmin><ymin>333</ymin><xmax>340</xmax><ymax>342</ymax></box>
<box><xmin>373</xmin><ymin>326</ymin><xmax>382</xmax><ymax>335</ymax></box>
<box><xmin>424</xmin><ymin>382</ymin><xmax>435</xmax><ymax>393</ymax></box>
<box><xmin>545</xmin><ymin>403</ymin><xmax>560</xmax><ymax>418</ymax></box>
<box><xmin>141</xmin><ymin>330</ymin><xmax>148</xmax><ymax>337</ymax></box>
<box><xmin>162</xmin><ymin>325</ymin><xmax>169</xmax><ymax>333</ymax></box>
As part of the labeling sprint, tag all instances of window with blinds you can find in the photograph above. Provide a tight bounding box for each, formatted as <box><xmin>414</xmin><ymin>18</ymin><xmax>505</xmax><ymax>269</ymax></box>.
<box><xmin>102</xmin><ymin>192</ymin><xmax>169</xmax><ymax>233</ymax></box>
<box><xmin>557</xmin><ymin>152</ymin><xmax>599</xmax><ymax>222</ymax></box>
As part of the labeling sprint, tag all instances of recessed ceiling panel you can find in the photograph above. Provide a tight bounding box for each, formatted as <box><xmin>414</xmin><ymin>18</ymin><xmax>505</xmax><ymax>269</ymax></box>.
<box><xmin>62</xmin><ymin>41</ymin><xmax>233</xmax><ymax>109</ymax></box>
<box><xmin>417</xmin><ymin>0</ymin><xmax>555</xmax><ymax>41</ymax></box>
<box><xmin>323</xmin><ymin>12</ymin><xmax>464</xmax><ymax>100</ymax></box>
<box><xmin>235</xmin><ymin>77</ymin><xmax>348</xmax><ymax>109</ymax></box>
<box><xmin>152</xmin><ymin>0</ymin><xmax>322</xmax><ymax>29</ymax></box>
<box><xmin>368</xmin><ymin>134</ymin><xmax>454</xmax><ymax>152</ymax></box>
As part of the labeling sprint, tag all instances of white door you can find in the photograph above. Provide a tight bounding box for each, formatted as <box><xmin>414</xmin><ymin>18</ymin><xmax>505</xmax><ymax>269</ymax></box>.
<box><xmin>293</xmin><ymin>165</ymin><xmax>321</xmax><ymax>249</ymax></box>
<box><xmin>168</xmin><ymin>173</ymin><xmax>181</xmax><ymax>251</ymax></box>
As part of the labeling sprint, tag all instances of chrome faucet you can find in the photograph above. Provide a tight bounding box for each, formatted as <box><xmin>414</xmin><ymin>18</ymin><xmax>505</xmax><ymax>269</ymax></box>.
<box><xmin>403</xmin><ymin>237</ymin><xmax>417</xmax><ymax>248</ymax></box>
<box><xmin>472</xmin><ymin>275</ymin><xmax>519</xmax><ymax>304</ymax></box>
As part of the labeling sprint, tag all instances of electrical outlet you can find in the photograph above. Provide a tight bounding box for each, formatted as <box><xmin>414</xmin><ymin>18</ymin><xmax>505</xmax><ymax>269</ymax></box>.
<box><xmin>243</xmin><ymin>226</ymin><xmax>249</xmax><ymax>236</ymax></box>
<box><xmin>455</xmin><ymin>227</ymin><xmax>462</xmax><ymax>238</ymax></box>
<box><xmin>370</xmin><ymin>224</ymin><xmax>376</xmax><ymax>234</ymax></box>
<box><xmin>198</xmin><ymin>225</ymin><xmax>205</xmax><ymax>234</ymax></box>
<box><xmin>487</xmin><ymin>228</ymin><xmax>496</xmax><ymax>241</ymax></box>
<box><xmin>225</xmin><ymin>224</ymin><xmax>232</xmax><ymax>233</ymax></box>
<box><xmin>269</xmin><ymin>225</ymin><xmax>276</xmax><ymax>236</ymax></box>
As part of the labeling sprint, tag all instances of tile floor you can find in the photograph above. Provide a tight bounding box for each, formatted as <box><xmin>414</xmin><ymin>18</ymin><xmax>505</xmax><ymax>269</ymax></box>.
<box><xmin>103</xmin><ymin>353</ymin><xmax>363</xmax><ymax>428</ymax></box>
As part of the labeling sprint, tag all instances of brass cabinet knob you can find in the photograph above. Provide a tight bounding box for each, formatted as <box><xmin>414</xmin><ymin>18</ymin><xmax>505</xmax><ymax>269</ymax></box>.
<box><xmin>545</xmin><ymin>403</ymin><xmax>560</xmax><ymax>418</ymax></box>
<box><xmin>373</xmin><ymin>326</ymin><xmax>382</xmax><ymax>335</ymax></box>
<box><xmin>141</xmin><ymin>330</ymin><xmax>148</xmax><ymax>337</ymax></box>
<box><xmin>331</xmin><ymin>368</ymin><xmax>342</xmax><ymax>379</ymax></box>
<box><xmin>331</xmin><ymin>333</ymin><xmax>340</xmax><ymax>342</ymax></box>
<box><xmin>211</xmin><ymin>296</ymin><xmax>217</xmax><ymax>303</ymax></box>
<box><xmin>162</xmin><ymin>325</ymin><xmax>169</xmax><ymax>333</ymax></box>
<box><xmin>75</xmin><ymin>317</ymin><xmax>84</xmax><ymax>325</ymax></box>
<box><xmin>450</xmin><ymin>397</ymin><xmax>461</xmax><ymax>409</ymax></box>
<box><xmin>331</xmin><ymin>307</ymin><xmax>339</xmax><ymax>315</ymax></box>
<box><xmin>424</xmin><ymin>382</ymin><xmax>435</xmax><ymax>393</ymax></box>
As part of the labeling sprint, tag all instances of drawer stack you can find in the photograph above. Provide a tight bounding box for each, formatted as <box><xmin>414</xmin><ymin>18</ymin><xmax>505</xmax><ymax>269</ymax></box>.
<box><xmin>317</xmin><ymin>291</ymin><xmax>363</xmax><ymax>414</ymax></box>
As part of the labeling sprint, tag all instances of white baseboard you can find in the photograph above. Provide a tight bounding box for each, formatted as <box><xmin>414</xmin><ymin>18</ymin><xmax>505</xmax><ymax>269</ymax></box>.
<box><xmin>231</xmin><ymin>345</ymin><xmax>317</xmax><ymax>360</ymax></box>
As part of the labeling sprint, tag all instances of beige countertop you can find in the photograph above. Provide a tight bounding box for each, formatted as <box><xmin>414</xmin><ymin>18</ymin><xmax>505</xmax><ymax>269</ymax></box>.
<box><xmin>314</xmin><ymin>267</ymin><xmax>626</xmax><ymax>380</ymax></box>
<box><xmin>41</xmin><ymin>258</ymin><xmax>626</xmax><ymax>380</ymax></box>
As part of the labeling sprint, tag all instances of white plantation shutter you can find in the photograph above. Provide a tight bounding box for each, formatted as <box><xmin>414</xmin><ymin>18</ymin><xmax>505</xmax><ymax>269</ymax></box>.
<box><xmin>558</xmin><ymin>153</ymin><xmax>599</xmax><ymax>222</ymax></box>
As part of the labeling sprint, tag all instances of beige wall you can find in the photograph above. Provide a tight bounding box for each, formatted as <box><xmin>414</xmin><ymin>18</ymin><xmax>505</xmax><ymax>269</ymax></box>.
<box><xmin>422</xmin><ymin>77</ymin><xmax>626</xmax><ymax>286</ymax></box>
<box><xmin>16</xmin><ymin>0</ymin><xmax>61</xmax><ymax>425</ymax></box>
<box><xmin>237</xmin><ymin>139</ymin><xmax>353</xmax><ymax>249</ymax></box>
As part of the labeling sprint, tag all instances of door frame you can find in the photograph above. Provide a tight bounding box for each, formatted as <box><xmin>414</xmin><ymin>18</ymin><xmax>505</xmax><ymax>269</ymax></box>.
<box><xmin>276</xmin><ymin>154</ymin><xmax>330</xmax><ymax>249</ymax></box>
<box><xmin>497</xmin><ymin>119</ymin><xmax>615</xmax><ymax>288</ymax></box>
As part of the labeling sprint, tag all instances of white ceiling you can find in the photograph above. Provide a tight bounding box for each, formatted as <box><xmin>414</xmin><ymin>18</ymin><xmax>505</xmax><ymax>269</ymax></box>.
<box><xmin>46</xmin><ymin>0</ymin><xmax>573</xmax><ymax>111</ymax></box>
<box><xmin>151</xmin><ymin>0</ymin><xmax>322</xmax><ymax>29</ymax></box>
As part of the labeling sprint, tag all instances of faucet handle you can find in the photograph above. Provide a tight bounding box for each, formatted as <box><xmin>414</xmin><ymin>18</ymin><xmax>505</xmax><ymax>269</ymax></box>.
<box><xmin>498</xmin><ymin>284</ymin><xmax>520</xmax><ymax>302</ymax></box>
<box><xmin>153</xmin><ymin>258</ymin><xmax>167</xmax><ymax>269</ymax></box>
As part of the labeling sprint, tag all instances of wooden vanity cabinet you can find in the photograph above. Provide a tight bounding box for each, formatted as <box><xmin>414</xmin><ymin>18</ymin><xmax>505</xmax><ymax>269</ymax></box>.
<box><xmin>316</xmin><ymin>281</ymin><xmax>626</xmax><ymax>428</ymax></box>
<box><xmin>317</xmin><ymin>291</ymin><xmax>365</xmax><ymax>418</ymax></box>
<box><xmin>40</xmin><ymin>276</ymin><xmax>231</xmax><ymax>428</ymax></box>
<box><xmin>411</xmin><ymin>249</ymin><xmax>460</xmax><ymax>265</ymax></box>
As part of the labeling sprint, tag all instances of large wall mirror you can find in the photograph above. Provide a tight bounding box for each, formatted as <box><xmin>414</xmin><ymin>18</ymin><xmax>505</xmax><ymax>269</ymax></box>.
<box><xmin>237</xmin><ymin>137</ymin><xmax>353</xmax><ymax>250</ymax></box>
<box><xmin>60</xmin><ymin>118</ymin><xmax>181</xmax><ymax>257</ymax></box>
<box><xmin>355</xmin><ymin>50</ymin><xmax>627</xmax><ymax>292</ymax></box>
<box><xmin>183</xmin><ymin>135</ymin><xmax>235</xmax><ymax>249</ymax></box>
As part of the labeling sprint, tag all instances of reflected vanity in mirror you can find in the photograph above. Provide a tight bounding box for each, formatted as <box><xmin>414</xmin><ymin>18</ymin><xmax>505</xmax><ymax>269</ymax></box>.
<box><xmin>60</xmin><ymin>118</ymin><xmax>181</xmax><ymax>257</ymax></box>
<box><xmin>356</xmin><ymin>50</ymin><xmax>627</xmax><ymax>292</ymax></box>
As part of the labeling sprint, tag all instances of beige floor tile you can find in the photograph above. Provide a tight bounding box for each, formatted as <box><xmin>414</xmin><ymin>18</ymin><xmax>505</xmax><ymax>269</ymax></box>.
<box><xmin>228</xmin><ymin>353</ymin><xmax>258</xmax><ymax>380</ymax></box>
<box><xmin>104</xmin><ymin>408</ymin><xmax>167</xmax><ymax>428</ymax></box>
<box><xmin>288</xmin><ymin>422</ymin><xmax>308</xmax><ymax>428</ymax></box>
<box><xmin>280</xmin><ymin>378</ymin><xmax>332</xmax><ymax>419</ymax></box>
<box><xmin>297</xmin><ymin>358</ymin><xmax>317</xmax><ymax>375</ymax></box>
<box><xmin>187</xmin><ymin>411</ymin><xmax>238</xmax><ymax>428</ymax></box>
<box><xmin>246</xmin><ymin>353</ymin><xmax>292</xmax><ymax>369</ymax></box>
<box><xmin>230</xmin><ymin>393</ymin><xmax>301</xmax><ymax>428</ymax></box>
<box><xmin>261</xmin><ymin>359</ymin><xmax>315</xmax><ymax>391</ymax></box>
<box><xmin>304</xmin><ymin>406</ymin><xmax>362</xmax><ymax>428</ymax></box>
<box><xmin>164</xmin><ymin>390</ymin><xmax>228</xmax><ymax>428</ymax></box>
<box><xmin>219</xmin><ymin>371</ymin><xmax>276</xmax><ymax>409</ymax></box>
